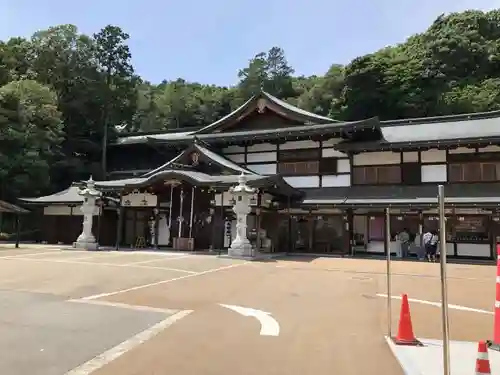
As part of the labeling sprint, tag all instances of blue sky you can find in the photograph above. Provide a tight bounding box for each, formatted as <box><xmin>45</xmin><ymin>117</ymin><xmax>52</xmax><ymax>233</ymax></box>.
<box><xmin>1</xmin><ymin>0</ymin><xmax>499</xmax><ymax>86</ymax></box>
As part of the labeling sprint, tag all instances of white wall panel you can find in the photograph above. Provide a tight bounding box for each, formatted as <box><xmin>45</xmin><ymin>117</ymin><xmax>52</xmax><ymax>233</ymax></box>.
<box><xmin>225</xmin><ymin>154</ymin><xmax>245</xmax><ymax>163</ymax></box>
<box><xmin>421</xmin><ymin>149</ymin><xmax>446</xmax><ymax>163</ymax></box>
<box><xmin>449</xmin><ymin>147</ymin><xmax>475</xmax><ymax>154</ymax></box>
<box><xmin>322</xmin><ymin>174</ymin><xmax>350</xmax><ymax>187</ymax></box>
<box><xmin>322</xmin><ymin>148</ymin><xmax>348</xmax><ymax>158</ymax></box>
<box><xmin>337</xmin><ymin>159</ymin><xmax>351</xmax><ymax>173</ymax></box>
<box><xmin>246</xmin><ymin>143</ymin><xmax>276</xmax><ymax>152</ymax></box>
<box><xmin>280</xmin><ymin>140</ymin><xmax>319</xmax><ymax>150</ymax></box>
<box><xmin>353</xmin><ymin>152</ymin><xmax>400</xmax><ymax>166</ymax></box>
<box><xmin>44</xmin><ymin>205</ymin><xmax>100</xmax><ymax>216</ymax></box>
<box><xmin>457</xmin><ymin>243</ymin><xmax>490</xmax><ymax>257</ymax></box>
<box><xmin>403</xmin><ymin>152</ymin><xmax>418</xmax><ymax>163</ymax></box>
<box><xmin>323</xmin><ymin>138</ymin><xmax>342</xmax><ymax>147</ymax></box>
<box><xmin>215</xmin><ymin>193</ymin><xmax>233</xmax><ymax>206</ymax></box>
<box><xmin>283</xmin><ymin>176</ymin><xmax>320</xmax><ymax>188</ymax></box>
<box><xmin>478</xmin><ymin>145</ymin><xmax>500</xmax><ymax>153</ymax></box>
<box><xmin>421</xmin><ymin>164</ymin><xmax>447</xmax><ymax>182</ymax></box>
<box><xmin>246</xmin><ymin>152</ymin><xmax>276</xmax><ymax>163</ymax></box>
<box><xmin>44</xmin><ymin>205</ymin><xmax>73</xmax><ymax>215</ymax></box>
<box><xmin>246</xmin><ymin>163</ymin><xmax>277</xmax><ymax>175</ymax></box>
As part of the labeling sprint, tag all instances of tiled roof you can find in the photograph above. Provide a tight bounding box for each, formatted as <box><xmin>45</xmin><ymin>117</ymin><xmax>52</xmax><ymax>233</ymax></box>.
<box><xmin>0</xmin><ymin>200</ymin><xmax>29</xmax><ymax>213</ymax></box>
<box><xmin>141</xmin><ymin>142</ymin><xmax>256</xmax><ymax>178</ymax></box>
<box><xmin>19</xmin><ymin>186</ymin><xmax>84</xmax><ymax>204</ymax></box>
<box><xmin>301</xmin><ymin>183</ymin><xmax>500</xmax><ymax>207</ymax></box>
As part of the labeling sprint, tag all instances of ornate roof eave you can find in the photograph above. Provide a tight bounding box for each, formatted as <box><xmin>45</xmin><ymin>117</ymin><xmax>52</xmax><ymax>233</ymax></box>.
<box><xmin>145</xmin><ymin>117</ymin><xmax>381</xmax><ymax>146</ymax></box>
<box><xmin>94</xmin><ymin>171</ymin><xmax>301</xmax><ymax>198</ymax></box>
<box><xmin>144</xmin><ymin>136</ymin><xmax>193</xmax><ymax>147</ymax></box>
<box><xmin>381</xmin><ymin>109</ymin><xmax>500</xmax><ymax>127</ymax></box>
<box><xmin>19</xmin><ymin>185</ymin><xmax>85</xmax><ymax>205</ymax></box>
<box><xmin>194</xmin><ymin>91</ymin><xmax>336</xmax><ymax>135</ymax></box>
<box><xmin>301</xmin><ymin>201</ymin><xmax>500</xmax><ymax>209</ymax></box>
<box><xmin>0</xmin><ymin>200</ymin><xmax>29</xmax><ymax>214</ymax></box>
<box><xmin>248</xmin><ymin>175</ymin><xmax>304</xmax><ymax>199</ymax></box>
<box><xmin>141</xmin><ymin>142</ymin><xmax>255</xmax><ymax>179</ymax></box>
<box><xmin>334</xmin><ymin>136</ymin><xmax>500</xmax><ymax>153</ymax></box>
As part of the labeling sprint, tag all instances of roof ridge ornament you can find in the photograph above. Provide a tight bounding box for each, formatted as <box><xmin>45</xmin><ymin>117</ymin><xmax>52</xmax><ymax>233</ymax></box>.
<box><xmin>257</xmin><ymin>98</ymin><xmax>267</xmax><ymax>113</ymax></box>
<box><xmin>238</xmin><ymin>171</ymin><xmax>247</xmax><ymax>186</ymax></box>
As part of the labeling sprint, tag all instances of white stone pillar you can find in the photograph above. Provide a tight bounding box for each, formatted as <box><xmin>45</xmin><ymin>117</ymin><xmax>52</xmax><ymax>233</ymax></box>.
<box><xmin>228</xmin><ymin>173</ymin><xmax>256</xmax><ymax>258</ymax></box>
<box><xmin>74</xmin><ymin>176</ymin><xmax>101</xmax><ymax>250</ymax></box>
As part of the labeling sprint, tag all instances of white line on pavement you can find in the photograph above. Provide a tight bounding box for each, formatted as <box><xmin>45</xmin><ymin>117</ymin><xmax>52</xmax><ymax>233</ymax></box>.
<box><xmin>64</xmin><ymin>309</ymin><xmax>193</xmax><ymax>375</ymax></box>
<box><xmin>376</xmin><ymin>293</ymin><xmax>493</xmax><ymax>315</ymax></box>
<box><xmin>68</xmin><ymin>299</ymin><xmax>179</xmax><ymax>314</ymax></box>
<box><xmin>64</xmin><ymin>252</ymin><xmax>131</xmax><ymax>261</ymax></box>
<box><xmin>0</xmin><ymin>250</ymin><xmax>66</xmax><ymax>259</ymax></box>
<box><xmin>8</xmin><ymin>257</ymin><xmax>197</xmax><ymax>273</ymax></box>
<box><xmin>122</xmin><ymin>254</ymin><xmax>192</xmax><ymax>266</ymax></box>
<box><xmin>81</xmin><ymin>261</ymin><xmax>250</xmax><ymax>300</ymax></box>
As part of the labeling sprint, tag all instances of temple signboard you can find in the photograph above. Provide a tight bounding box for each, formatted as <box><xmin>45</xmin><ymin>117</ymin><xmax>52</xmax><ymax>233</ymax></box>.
<box><xmin>121</xmin><ymin>192</ymin><xmax>158</xmax><ymax>207</ymax></box>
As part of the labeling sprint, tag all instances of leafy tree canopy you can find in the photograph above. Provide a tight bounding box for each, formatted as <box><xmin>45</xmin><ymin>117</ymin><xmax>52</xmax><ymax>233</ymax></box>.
<box><xmin>1</xmin><ymin>10</ymin><xmax>500</xmax><ymax>198</ymax></box>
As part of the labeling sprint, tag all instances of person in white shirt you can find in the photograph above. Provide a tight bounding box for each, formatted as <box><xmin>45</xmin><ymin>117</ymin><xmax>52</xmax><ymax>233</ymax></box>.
<box><xmin>423</xmin><ymin>229</ymin><xmax>439</xmax><ymax>262</ymax></box>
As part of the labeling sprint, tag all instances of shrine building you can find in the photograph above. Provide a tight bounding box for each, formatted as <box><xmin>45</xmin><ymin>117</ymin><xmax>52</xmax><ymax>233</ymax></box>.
<box><xmin>20</xmin><ymin>91</ymin><xmax>500</xmax><ymax>259</ymax></box>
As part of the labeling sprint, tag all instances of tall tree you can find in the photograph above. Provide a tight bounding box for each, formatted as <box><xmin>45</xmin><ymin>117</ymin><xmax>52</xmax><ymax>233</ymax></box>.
<box><xmin>93</xmin><ymin>25</ymin><xmax>136</xmax><ymax>177</ymax></box>
<box><xmin>237</xmin><ymin>47</ymin><xmax>295</xmax><ymax>100</ymax></box>
<box><xmin>0</xmin><ymin>80</ymin><xmax>63</xmax><ymax>200</ymax></box>
<box><xmin>29</xmin><ymin>25</ymin><xmax>105</xmax><ymax>187</ymax></box>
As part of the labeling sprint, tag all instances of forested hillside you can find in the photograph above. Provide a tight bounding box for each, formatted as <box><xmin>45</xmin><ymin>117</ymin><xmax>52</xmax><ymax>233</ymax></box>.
<box><xmin>1</xmin><ymin>10</ymin><xmax>500</xmax><ymax>201</ymax></box>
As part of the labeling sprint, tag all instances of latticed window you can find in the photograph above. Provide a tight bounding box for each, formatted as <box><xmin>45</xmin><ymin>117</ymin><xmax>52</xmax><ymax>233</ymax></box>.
<box><xmin>448</xmin><ymin>162</ymin><xmax>500</xmax><ymax>182</ymax></box>
<box><xmin>277</xmin><ymin>148</ymin><xmax>320</xmax><ymax>175</ymax></box>
<box><xmin>352</xmin><ymin>165</ymin><xmax>401</xmax><ymax>184</ymax></box>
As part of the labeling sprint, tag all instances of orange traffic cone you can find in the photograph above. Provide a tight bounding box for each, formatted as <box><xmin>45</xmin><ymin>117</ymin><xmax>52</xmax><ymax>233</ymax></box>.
<box><xmin>393</xmin><ymin>294</ymin><xmax>421</xmax><ymax>346</ymax></box>
<box><xmin>476</xmin><ymin>341</ymin><xmax>491</xmax><ymax>375</ymax></box>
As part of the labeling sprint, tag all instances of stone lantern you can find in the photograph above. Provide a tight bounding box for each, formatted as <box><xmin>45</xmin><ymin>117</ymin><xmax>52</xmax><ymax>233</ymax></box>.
<box><xmin>74</xmin><ymin>176</ymin><xmax>101</xmax><ymax>250</ymax></box>
<box><xmin>228</xmin><ymin>172</ymin><xmax>256</xmax><ymax>258</ymax></box>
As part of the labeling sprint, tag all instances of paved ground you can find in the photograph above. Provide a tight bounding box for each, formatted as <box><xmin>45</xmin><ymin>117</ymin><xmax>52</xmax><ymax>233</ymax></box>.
<box><xmin>0</xmin><ymin>245</ymin><xmax>495</xmax><ymax>375</ymax></box>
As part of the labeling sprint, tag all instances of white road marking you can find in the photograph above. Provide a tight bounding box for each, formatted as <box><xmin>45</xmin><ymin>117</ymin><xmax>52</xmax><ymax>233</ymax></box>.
<box><xmin>120</xmin><ymin>250</ymin><xmax>190</xmax><ymax>257</ymax></box>
<box><xmin>65</xmin><ymin>252</ymin><xmax>130</xmax><ymax>261</ymax></box>
<box><xmin>133</xmin><ymin>265</ymin><xmax>197</xmax><ymax>273</ymax></box>
<box><xmin>64</xmin><ymin>309</ymin><xmax>192</xmax><ymax>375</ymax></box>
<box><xmin>81</xmin><ymin>261</ymin><xmax>249</xmax><ymax>300</ymax></box>
<box><xmin>68</xmin><ymin>299</ymin><xmax>178</xmax><ymax>314</ymax></box>
<box><xmin>0</xmin><ymin>250</ymin><xmax>65</xmax><ymax>259</ymax></box>
<box><xmin>376</xmin><ymin>293</ymin><xmax>493</xmax><ymax>315</ymax></box>
<box><xmin>219</xmin><ymin>303</ymin><xmax>280</xmax><ymax>337</ymax></box>
<box><xmin>7</xmin><ymin>257</ymin><xmax>197</xmax><ymax>273</ymax></box>
<box><xmin>122</xmin><ymin>254</ymin><xmax>192</xmax><ymax>266</ymax></box>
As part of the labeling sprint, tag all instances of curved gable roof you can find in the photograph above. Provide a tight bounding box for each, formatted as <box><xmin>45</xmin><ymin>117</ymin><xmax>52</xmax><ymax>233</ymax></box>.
<box><xmin>141</xmin><ymin>141</ymin><xmax>256</xmax><ymax>178</ymax></box>
<box><xmin>194</xmin><ymin>90</ymin><xmax>336</xmax><ymax>134</ymax></box>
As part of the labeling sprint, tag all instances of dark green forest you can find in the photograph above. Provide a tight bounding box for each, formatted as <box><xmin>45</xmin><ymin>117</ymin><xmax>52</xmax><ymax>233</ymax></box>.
<box><xmin>1</xmin><ymin>10</ymin><xmax>500</xmax><ymax>202</ymax></box>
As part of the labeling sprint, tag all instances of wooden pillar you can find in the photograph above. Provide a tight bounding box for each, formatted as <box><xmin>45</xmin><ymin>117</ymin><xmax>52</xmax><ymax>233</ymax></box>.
<box><xmin>256</xmin><ymin>192</ymin><xmax>262</xmax><ymax>251</ymax></box>
<box><xmin>154</xmin><ymin>197</ymin><xmax>160</xmax><ymax>249</ymax></box>
<box><xmin>210</xmin><ymin>191</ymin><xmax>217</xmax><ymax>251</ymax></box>
<box><xmin>168</xmin><ymin>185</ymin><xmax>174</xmax><ymax>242</ymax></box>
<box><xmin>287</xmin><ymin>196</ymin><xmax>292</xmax><ymax>254</ymax></box>
<box><xmin>418</xmin><ymin>210</ymin><xmax>423</xmax><ymax>246</ymax></box>
<box><xmin>345</xmin><ymin>209</ymin><xmax>353</xmax><ymax>257</ymax></box>
<box><xmin>384</xmin><ymin>211</ymin><xmax>388</xmax><ymax>256</ymax></box>
<box><xmin>308</xmin><ymin>214</ymin><xmax>314</xmax><ymax>252</ymax></box>
<box><xmin>115</xmin><ymin>206</ymin><xmax>124</xmax><ymax>250</ymax></box>
<box><xmin>14</xmin><ymin>213</ymin><xmax>20</xmax><ymax>249</ymax></box>
<box><xmin>220</xmin><ymin>192</ymin><xmax>225</xmax><ymax>252</ymax></box>
<box><xmin>96</xmin><ymin>202</ymin><xmax>102</xmax><ymax>244</ymax></box>
<box><xmin>178</xmin><ymin>187</ymin><xmax>184</xmax><ymax>238</ymax></box>
<box><xmin>132</xmin><ymin>209</ymin><xmax>137</xmax><ymax>247</ymax></box>
<box><xmin>449</xmin><ymin>208</ymin><xmax>457</xmax><ymax>257</ymax></box>
<box><xmin>189</xmin><ymin>186</ymin><xmax>195</xmax><ymax>238</ymax></box>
